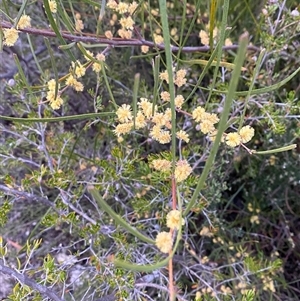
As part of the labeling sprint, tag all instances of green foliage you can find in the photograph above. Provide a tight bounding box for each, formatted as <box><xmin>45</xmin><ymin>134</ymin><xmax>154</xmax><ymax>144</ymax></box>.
<box><xmin>0</xmin><ymin>0</ymin><xmax>299</xmax><ymax>300</ymax></box>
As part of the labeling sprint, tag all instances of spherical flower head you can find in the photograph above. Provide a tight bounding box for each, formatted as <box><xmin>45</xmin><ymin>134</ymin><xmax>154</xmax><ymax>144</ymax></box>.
<box><xmin>151</xmin><ymin>159</ymin><xmax>172</xmax><ymax>172</ymax></box>
<box><xmin>171</xmin><ymin>27</ymin><xmax>178</xmax><ymax>36</ymax></box>
<box><xmin>75</xmin><ymin>19</ymin><xmax>84</xmax><ymax>31</ymax></box>
<box><xmin>118</xmin><ymin>28</ymin><xmax>132</xmax><ymax>39</ymax></box>
<box><xmin>225</xmin><ymin>38</ymin><xmax>232</xmax><ymax>46</ymax></box>
<box><xmin>50</xmin><ymin>96</ymin><xmax>63</xmax><ymax>110</ymax></box>
<box><xmin>141</xmin><ymin>45</ymin><xmax>149</xmax><ymax>54</ymax></box>
<box><xmin>174</xmin><ymin>77</ymin><xmax>186</xmax><ymax>87</ymax></box>
<box><xmin>152</xmin><ymin>112</ymin><xmax>168</xmax><ymax>127</ymax></box>
<box><xmin>65</xmin><ymin>75</ymin><xmax>84</xmax><ymax>91</ymax></box>
<box><xmin>174</xmin><ymin>95</ymin><xmax>184</xmax><ymax>109</ymax></box>
<box><xmin>3</xmin><ymin>28</ymin><xmax>19</xmax><ymax>47</ymax></box>
<box><xmin>239</xmin><ymin>125</ymin><xmax>254</xmax><ymax>143</ymax></box>
<box><xmin>73</xmin><ymin>80</ymin><xmax>84</xmax><ymax>92</ymax></box>
<box><xmin>113</xmin><ymin>122</ymin><xmax>133</xmax><ymax>136</ymax></box>
<box><xmin>92</xmin><ymin>62</ymin><xmax>102</xmax><ymax>73</ymax></box>
<box><xmin>174</xmin><ymin>69</ymin><xmax>187</xmax><ymax>87</ymax></box>
<box><xmin>138</xmin><ymin>98</ymin><xmax>156</xmax><ymax>118</ymax></box>
<box><xmin>46</xmin><ymin>90</ymin><xmax>55</xmax><ymax>102</ymax></box>
<box><xmin>199</xmin><ymin>226</ymin><xmax>213</xmax><ymax>237</ymax></box>
<box><xmin>192</xmin><ymin>106</ymin><xmax>206</xmax><ymax>122</ymax></box>
<box><xmin>135</xmin><ymin>111</ymin><xmax>147</xmax><ymax>129</ymax></box>
<box><xmin>96</xmin><ymin>53</ymin><xmax>105</xmax><ymax>62</ymax></box>
<box><xmin>225</xmin><ymin>132</ymin><xmax>241</xmax><ymax>147</ymax></box>
<box><xmin>128</xmin><ymin>1</ymin><xmax>138</xmax><ymax>15</ymax></box>
<box><xmin>203</xmin><ymin>112</ymin><xmax>219</xmax><ymax>124</ymax></box>
<box><xmin>199</xmin><ymin>120</ymin><xmax>215</xmax><ymax>134</ymax></box>
<box><xmin>116</xmin><ymin>2</ymin><xmax>128</xmax><ymax>14</ymax></box>
<box><xmin>116</xmin><ymin>104</ymin><xmax>133</xmax><ymax>123</ymax></box>
<box><xmin>176</xmin><ymin>130</ymin><xmax>190</xmax><ymax>143</ymax></box>
<box><xmin>161</xmin><ymin>91</ymin><xmax>170</xmax><ymax>102</ymax></box>
<box><xmin>48</xmin><ymin>0</ymin><xmax>57</xmax><ymax>13</ymax></box>
<box><xmin>155</xmin><ymin>231</ymin><xmax>173</xmax><ymax>253</ymax></box>
<box><xmin>17</xmin><ymin>15</ymin><xmax>31</xmax><ymax>29</ymax></box>
<box><xmin>250</xmin><ymin>215</ymin><xmax>260</xmax><ymax>224</ymax></box>
<box><xmin>166</xmin><ymin>210</ymin><xmax>185</xmax><ymax>230</ymax></box>
<box><xmin>105</xmin><ymin>30</ymin><xmax>113</xmax><ymax>39</ymax></box>
<box><xmin>150</xmin><ymin>128</ymin><xmax>171</xmax><ymax>144</ymax></box>
<box><xmin>164</xmin><ymin>108</ymin><xmax>172</xmax><ymax>122</ymax></box>
<box><xmin>66</xmin><ymin>75</ymin><xmax>76</xmax><ymax>86</ymax></box>
<box><xmin>174</xmin><ymin>160</ymin><xmax>192</xmax><ymax>183</ymax></box>
<box><xmin>72</xmin><ymin>61</ymin><xmax>86</xmax><ymax>78</ymax></box>
<box><xmin>84</xmin><ymin>50</ymin><xmax>94</xmax><ymax>61</ymax></box>
<box><xmin>159</xmin><ymin>70</ymin><xmax>169</xmax><ymax>83</ymax></box>
<box><xmin>154</xmin><ymin>33</ymin><xmax>164</xmax><ymax>45</ymax></box>
<box><xmin>149</xmin><ymin>125</ymin><xmax>171</xmax><ymax>144</ymax></box>
<box><xmin>106</xmin><ymin>0</ymin><xmax>118</xmax><ymax>10</ymax></box>
<box><xmin>176</xmin><ymin>69</ymin><xmax>186</xmax><ymax>78</ymax></box>
<box><xmin>120</xmin><ymin>16</ymin><xmax>135</xmax><ymax>30</ymax></box>
<box><xmin>47</xmin><ymin>79</ymin><xmax>58</xmax><ymax>91</ymax></box>
<box><xmin>199</xmin><ymin>30</ymin><xmax>209</xmax><ymax>46</ymax></box>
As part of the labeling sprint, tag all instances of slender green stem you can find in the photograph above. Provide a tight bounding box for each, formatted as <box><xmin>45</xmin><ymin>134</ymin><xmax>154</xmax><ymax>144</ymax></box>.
<box><xmin>0</xmin><ymin>112</ymin><xmax>115</xmax><ymax>123</ymax></box>
<box><xmin>184</xmin><ymin>32</ymin><xmax>249</xmax><ymax>216</ymax></box>
<box><xmin>89</xmin><ymin>188</ymin><xmax>155</xmax><ymax>244</ymax></box>
<box><xmin>251</xmin><ymin>144</ymin><xmax>296</xmax><ymax>155</ymax></box>
<box><xmin>207</xmin><ymin>0</ymin><xmax>230</xmax><ymax>105</ymax></box>
<box><xmin>239</xmin><ymin>48</ymin><xmax>266</xmax><ymax>130</ymax></box>
<box><xmin>158</xmin><ymin>0</ymin><xmax>176</xmax><ymax>169</ymax></box>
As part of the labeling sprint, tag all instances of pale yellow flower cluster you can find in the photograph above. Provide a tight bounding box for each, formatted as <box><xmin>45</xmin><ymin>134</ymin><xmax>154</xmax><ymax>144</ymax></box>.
<box><xmin>84</xmin><ymin>51</ymin><xmax>106</xmax><ymax>73</ymax></box>
<box><xmin>159</xmin><ymin>69</ymin><xmax>187</xmax><ymax>87</ymax></box>
<box><xmin>261</xmin><ymin>275</ymin><xmax>275</xmax><ymax>292</ymax></box>
<box><xmin>220</xmin><ymin>285</ymin><xmax>232</xmax><ymax>295</ymax></box>
<box><xmin>17</xmin><ymin>15</ymin><xmax>31</xmax><ymax>29</ymax></box>
<box><xmin>75</xmin><ymin>13</ymin><xmax>84</xmax><ymax>32</ymax></box>
<box><xmin>155</xmin><ymin>210</ymin><xmax>185</xmax><ymax>253</ymax></box>
<box><xmin>155</xmin><ymin>231</ymin><xmax>172</xmax><ymax>253</ymax></box>
<box><xmin>199</xmin><ymin>26</ymin><xmax>232</xmax><ymax>46</ymax></box>
<box><xmin>141</xmin><ymin>45</ymin><xmax>149</xmax><ymax>54</ymax></box>
<box><xmin>199</xmin><ymin>30</ymin><xmax>209</xmax><ymax>46</ymax></box>
<box><xmin>106</xmin><ymin>0</ymin><xmax>138</xmax><ymax>39</ymax></box>
<box><xmin>176</xmin><ymin>130</ymin><xmax>190</xmax><ymax>143</ymax></box>
<box><xmin>46</xmin><ymin>79</ymin><xmax>63</xmax><ymax>110</ymax></box>
<box><xmin>174</xmin><ymin>160</ymin><xmax>192</xmax><ymax>183</ymax></box>
<box><xmin>199</xmin><ymin>226</ymin><xmax>214</xmax><ymax>237</ymax></box>
<box><xmin>65</xmin><ymin>60</ymin><xmax>86</xmax><ymax>91</ymax></box>
<box><xmin>153</xmin><ymin>33</ymin><xmax>164</xmax><ymax>44</ymax></box>
<box><xmin>197</xmin><ymin>284</ymin><xmax>231</xmax><ymax>298</ymax></box>
<box><xmin>114</xmin><ymin>103</ymin><xmax>134</xmax><ymax>136</ymax></box>
<box><xmin>151</xmin><ymin>159</ymin><xmax>172</xmax><ymax>172</ymax></box>
<box><xmin>192</xmin><ymin>105</ymin><xmax>255</xmax><ymax>147</ymax></box>
<box><xmin>250</xmin><ymin>215</ymin><xmax>260</xmax><ymax>224</ymax></box>
<box><xmin>151</xmin><ymin>158</ymin><xmax>192</xmax><ymax>182</ymax></box>
<box><xmin>65</xmin><ymin>75</ymin><xmax>83</xmax><ymax>92</ymax></box>
<box><xmin>160</xmin><ymin>92</ymin><xmax>185</xmax><ymax>109</ymax></box>
<box><xmin>48</xmin><ymin>0</ymin><xmax>57</xmax><ymax>13</ymax></box>
<box><xmin>192</xmin><ymin>106</ymin><xmax>220</xmax><ymax>135</ymax></box>
<box><xmin>116</xmin><ymin>104</ymin><xmax>133</xmax><ymax>123</ymax></box>
<box><xmin>225</xmin><ymin>125</ymin><xmax>255</xmax><ymax>147</ymax></box>
<box><xmin>166</xmin><ymin>210</ymin><xmax>185</xmax><ymax>230</ymax></box>
<box><xmin>71</xmin><ymin>60</ymin><xmax>86</xmax><ymax>78</ymax></box>
<box><xmin>3</xmin><ymin>14</ymin><xmax>30</xmax><ymax>46</ymax></box>
<box><xmin>114</xmin><ymin>97</ymin><xmax>174</xmax><ymax>144</ymax></box>
<box><xmin>3</xmin><ymin>28</ymin><xmax>19</xmax><ymax>47</ymax></box>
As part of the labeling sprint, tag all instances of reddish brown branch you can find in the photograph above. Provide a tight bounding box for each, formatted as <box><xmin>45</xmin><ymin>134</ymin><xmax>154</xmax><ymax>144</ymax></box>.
<box><xmin>1</xmin><ymin>21</ymin><xmax>261</xmax><ymax>53</ymax></box>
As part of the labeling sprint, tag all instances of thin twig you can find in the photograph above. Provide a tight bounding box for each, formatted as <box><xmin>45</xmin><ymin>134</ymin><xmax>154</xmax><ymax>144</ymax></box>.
<box><xmin>0</xmin><ymin>260</ymin><xmax>65</xmax><ymax>301</ymax></box>
<box><xmin>0</xmin><ymin>21</ymin><xmax>261</xmax><ymax>53</ymax></box>
<box><xmin>0</xmin><ymin>184</ymin><xmax>62</xmax><ymax>215</ymax></box>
